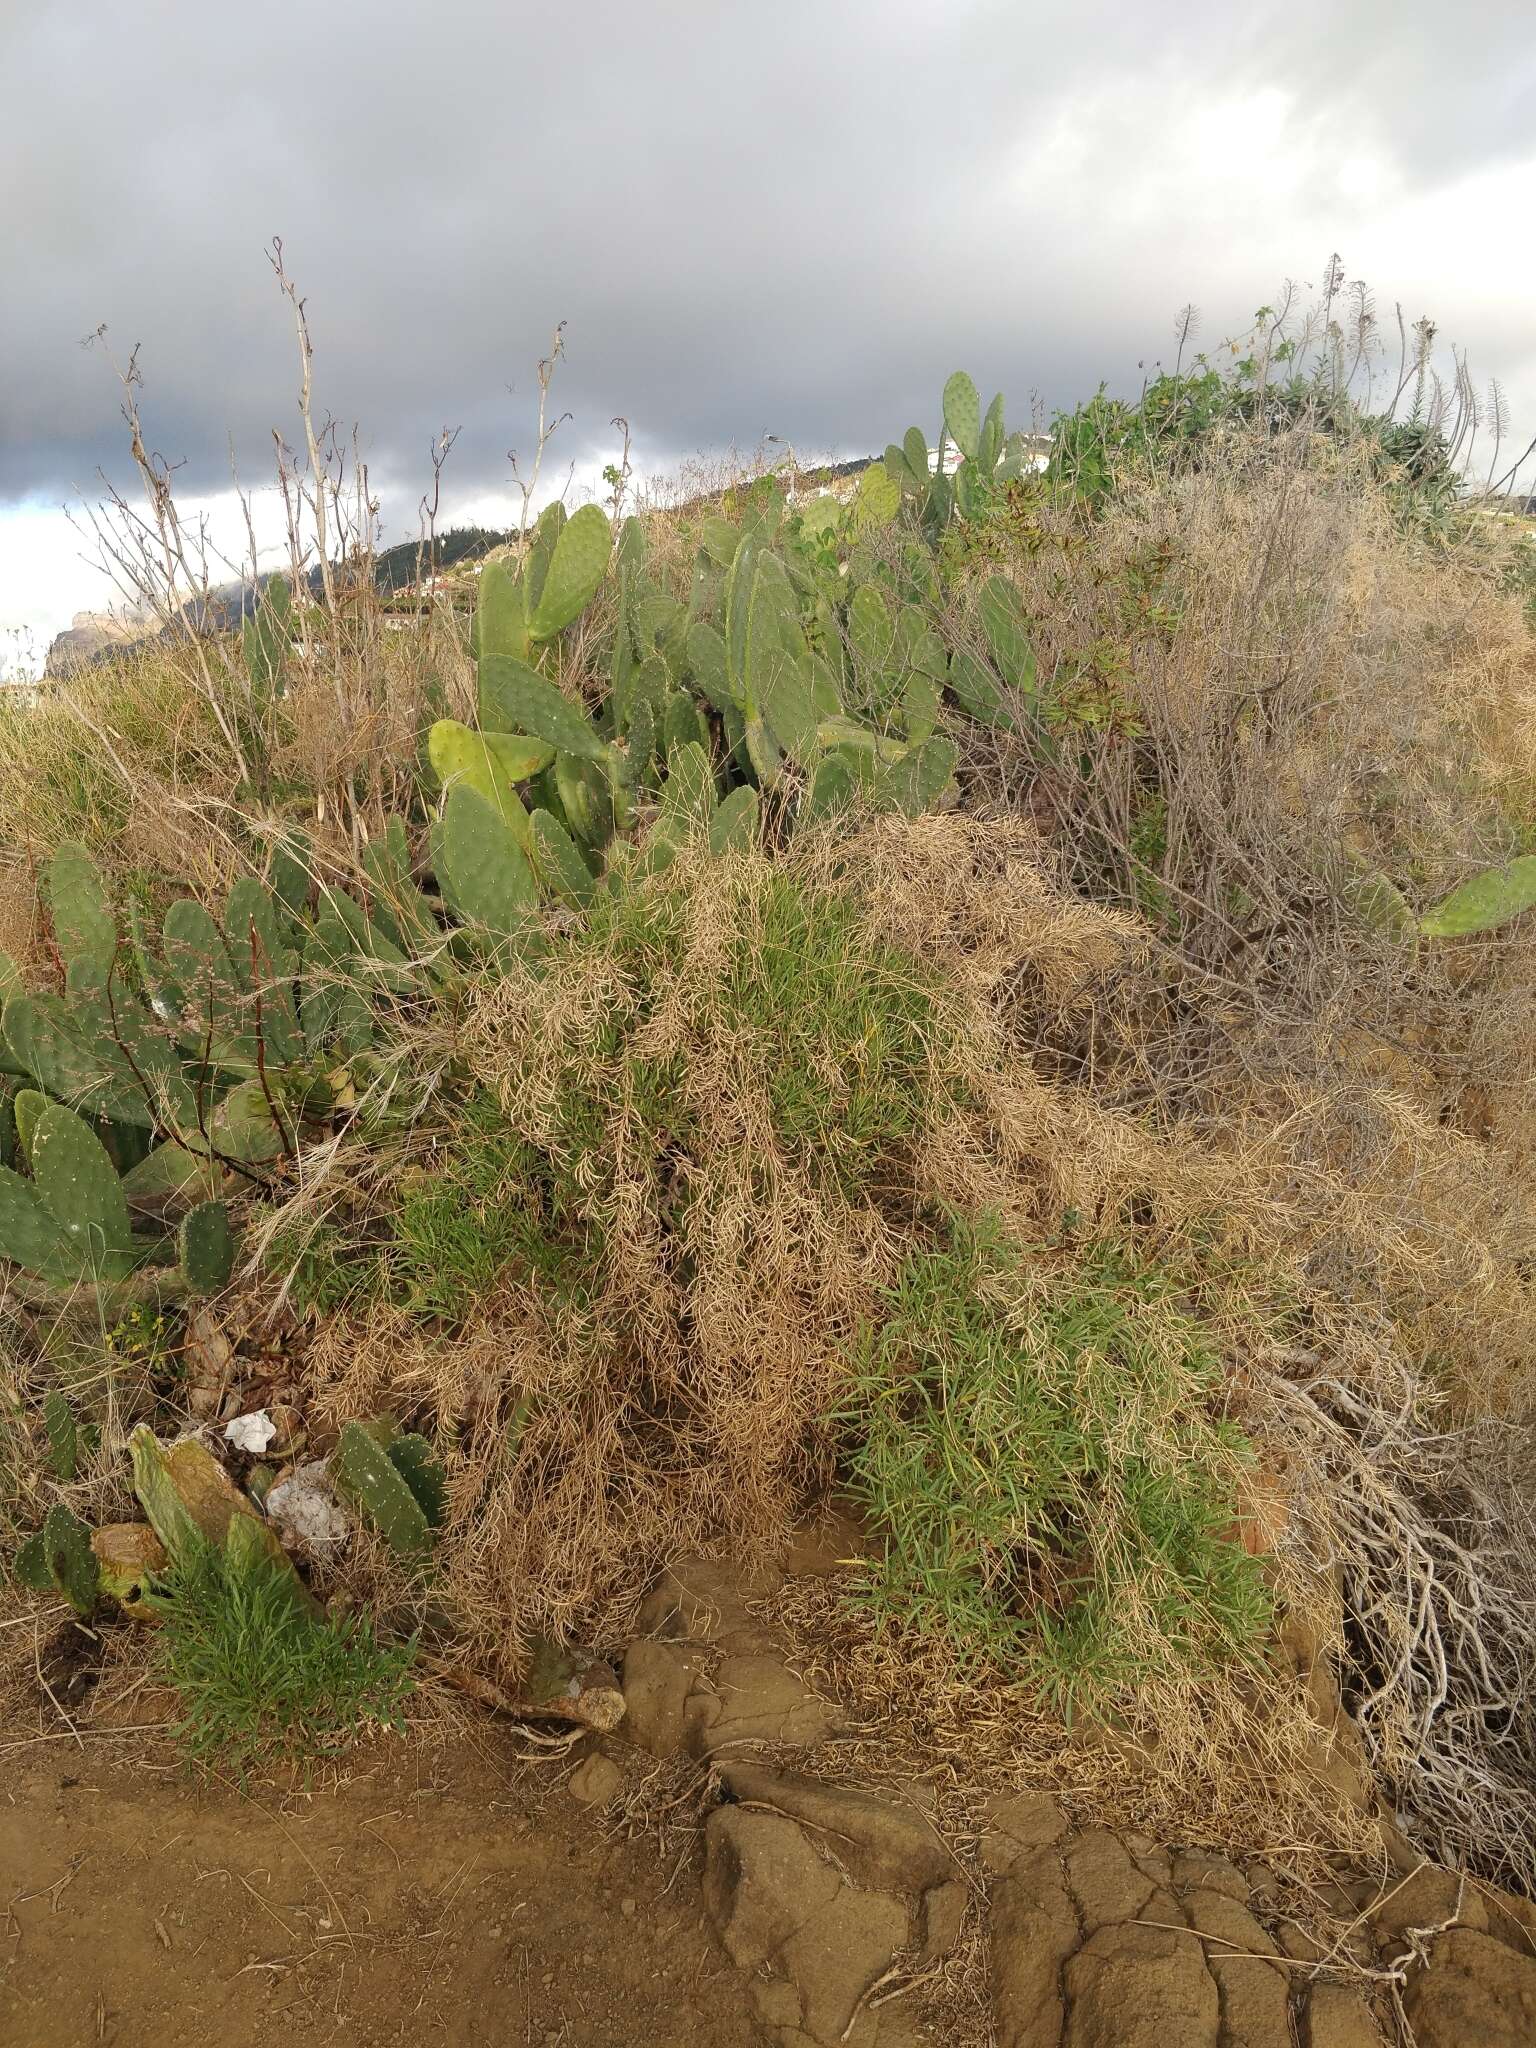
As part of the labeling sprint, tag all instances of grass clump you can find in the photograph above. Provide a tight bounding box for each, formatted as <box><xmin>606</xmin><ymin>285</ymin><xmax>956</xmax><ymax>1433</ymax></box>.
<box><xmin>837</xmin><ymin>1213</ymin><xmax>1271</xmax><ymax>1716</ymax></box>
<box><xmin>150</xmin><ymin>1540</ymin><xmax>415</xmax><ymax>1776</ymax></box>
<box><xmin>303</xmin><ymin>838</ymin><xmax>1009</xmax><ymax>1663</ymax></box>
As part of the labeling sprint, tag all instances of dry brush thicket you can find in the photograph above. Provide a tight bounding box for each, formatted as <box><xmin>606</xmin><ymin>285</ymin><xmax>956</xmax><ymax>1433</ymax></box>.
<box><xmin>3</xmin><ymin>391</ymin><xmax>1535</xmax><ymax>1891</ymax></box>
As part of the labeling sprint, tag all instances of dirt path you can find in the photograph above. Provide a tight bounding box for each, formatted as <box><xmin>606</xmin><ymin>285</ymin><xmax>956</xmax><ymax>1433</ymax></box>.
<box><xmin>0</xmin><ymin>1729</ymin><xmax>763</xmax><ymax>2047</ymax></box>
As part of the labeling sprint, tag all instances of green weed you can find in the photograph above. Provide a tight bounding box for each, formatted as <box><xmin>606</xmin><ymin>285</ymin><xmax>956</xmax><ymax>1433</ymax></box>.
<box><xmin>834</xmin><ymin>1213</ymin><xmax>1270</xmax><ymax>1717</ymax></box>
<box><xmin>150</xmin><ymin>1539</ymin><xmax>415</xmax><ymax>1775</ymax></box>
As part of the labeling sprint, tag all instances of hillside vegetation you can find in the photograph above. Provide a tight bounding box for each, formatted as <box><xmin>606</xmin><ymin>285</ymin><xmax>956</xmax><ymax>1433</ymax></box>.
<box><xmin>3</xmin><ymin>291</ymin><xmax>1535</xmax><ymax>1895</ymax></box>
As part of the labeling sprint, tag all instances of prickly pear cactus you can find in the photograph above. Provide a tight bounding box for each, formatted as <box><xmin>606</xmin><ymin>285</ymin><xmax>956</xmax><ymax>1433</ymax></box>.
<box><xmin>428</xmin><ymin>721</ymin><xmax>553</xmax><ymax>824</ymax></box>
<box><xmin>478</xmin><ymin>658</ymin><xmax>609</xmax><ymax>766</ymax></box>
<box><xmin>13</xmin><ymin>1528</ymin><xmax>52</xmax><ymax>1593</ymax></box>
<box><xmin>30</xmin><ymin>1104</ymin><xmax>139</xmax><ymax>1277</ymax></box>
<box><xmin>942</xmin><ymin>372</ymin><xmax>982</xmax><ymax>462</ymax></box>
<box><xmin>528</xmin><ymin>504</ymin><xmax>613</xmax><ymax>641</ymax></box>
<box><xmin>385</xmin><ymin>1432</ymin><xmax>446</xmax><ymax>1528</ymax></box>
<box><xmin>12</xmin><ymin>1088</ymin><xmax>44</xmax><ymax>1163</ymax></box>
<box><xmin>42</xmin><ymin>1502</ymin><xmax>100</xmax><ymax>1617</ymax></box>
<box><xmin>178</xmin><ymin>1201</ymin><xmax>233</xmax><ymax>1296</ymax></box>
<box><xmin>46</xmin><ymin>843</ymin><xmax>117</xmax><ymax>991</ymax></box>
<box><xmin>91</xmin><ymin>1523</ymin><xmax>168</xmax><ymax>1618</ymax></box>
<box><xmin>0</xmin><ymin>1105</ymin><xmax>147</xmax><ymax>1288</ymax></box>
<box><xmin>708</xmin><ymin>785</ymin><xmax>760</xmax><ymax>855</ymax></box>
<box><xmin>432</xmin><ymin>786</ymin><xmax>540</xmax><ymax>937</ymax></box>
<box><xmin>242</xmin><ymin>573</ymin><xmax>292</xmax><ymax>691</ymax></box>
<box><xmin>43</xmin><ymin>1387</ymin><xmax>78</xmax><ymax>1480</ymax></box>
<box><xmin>332</xmin><ymin>1420</ymin><xmax>433</xmax><ymax>1554</ymax></box>
<box><xmin>528</xmin><ymin>811</ymin><xmax>597</xmax><ymax>908</ymax></box>
<box><xmin>129</xmin><ymin>1425</ymin><xmax>318</xmax><ymax>1610</ymax></box>
<box><xmin>1419</xmin><ymin>857</ymin><xmax>1536</xmax><ymax>939</ymax></box>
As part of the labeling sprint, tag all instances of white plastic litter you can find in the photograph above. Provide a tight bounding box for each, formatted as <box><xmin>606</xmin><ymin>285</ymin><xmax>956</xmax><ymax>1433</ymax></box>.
<box><xmin>224</xmin><ymin>1409</ymin><xmax>278</xmax><ymax>1454</ymax></box>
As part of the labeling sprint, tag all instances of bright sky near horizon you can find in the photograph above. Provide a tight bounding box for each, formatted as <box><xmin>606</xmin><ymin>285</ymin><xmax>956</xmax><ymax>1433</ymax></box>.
<box><xmin>3</xmin><ymin>1</ymin><xmax>1533</xmax><ymax>671</ymax></box>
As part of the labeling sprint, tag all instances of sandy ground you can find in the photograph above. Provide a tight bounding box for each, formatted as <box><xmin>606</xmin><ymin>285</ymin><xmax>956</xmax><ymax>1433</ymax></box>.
<box><xmin>0</xmin><ymin>1719</ymin><xmax>764</xmax><ymax>2047</ymax></box>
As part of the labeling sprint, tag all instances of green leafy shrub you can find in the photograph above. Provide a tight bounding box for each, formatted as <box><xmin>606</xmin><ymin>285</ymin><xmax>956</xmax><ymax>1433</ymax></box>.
<box><xmin>835</xmin><ymin>1214</ymin><xmax>1271</xmax><ymax>1715</ymax></box>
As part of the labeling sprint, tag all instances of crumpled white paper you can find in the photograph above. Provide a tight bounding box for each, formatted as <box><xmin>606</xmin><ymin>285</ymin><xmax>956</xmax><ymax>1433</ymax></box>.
<box><xmin>224</xmin><ymin>1409</ymin><xmax>278</xmax><ymax>1454</ymax></box>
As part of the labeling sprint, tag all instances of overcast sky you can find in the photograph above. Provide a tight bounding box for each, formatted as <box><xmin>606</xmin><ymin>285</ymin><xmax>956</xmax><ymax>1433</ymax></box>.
<box><xmin>3</xmin><ymin>0</ymin><xmax>1533</xmax><ymax>667</ymax></box>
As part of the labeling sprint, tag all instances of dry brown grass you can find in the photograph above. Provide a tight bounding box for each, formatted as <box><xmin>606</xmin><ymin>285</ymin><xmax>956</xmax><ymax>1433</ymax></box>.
<box><xmin>291</xmin><ymin>821</ymin><xmax>1264</xmax><ymax>1654</ymax></box>
<box><xmin>0</xmin><ymin>604</ymin><xmax>473</xmax><ymax>896</ymax></box>
<box><xmin>939</xmin><ymin>432</ymin><xmax>1536</xmax><ymax>1882</ymax></box>
<box><xmin>944</xmin><ymin>434</ymin><xmax>1536</xmax><ymax>1402</ymax></box>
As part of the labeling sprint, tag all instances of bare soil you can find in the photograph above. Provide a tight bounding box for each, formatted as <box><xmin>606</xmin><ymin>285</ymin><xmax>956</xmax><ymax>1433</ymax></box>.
<box><xmin>0</xmin><ymin>1728</ymin><xmax>762</xmax><ymax>2047</ymax></box>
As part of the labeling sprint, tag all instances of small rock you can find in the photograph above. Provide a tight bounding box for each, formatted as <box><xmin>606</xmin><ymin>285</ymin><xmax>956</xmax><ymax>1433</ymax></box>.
<box><xmin>1063</xmin><ymin>1923</ymin><xmax>1219</xmax><ymax>2048</ymax></box>
<box><xmin>1401</xmin><ymin>1927</ymin><xmax>1536</xmax><ymax>2048</ymax></box>
<box><xmin>981</xmin><ymin>1791</ymin><xmax>1069</xmax><ymax>1874</ymax></box>
<box><xmin>1171</xmin><ymin>1851</ymin><xmax>1249</xmax><ymax>1900</ymax></box>
<box><xmin>918</xmin><ymin>1879</ymin><xmax>968</xmax><ymax>1964</ymax></box>
<box><xmin>1302</xmin><ymin>1982</ymin><xmax>1387</xmax><ymax>2048</ymax></box>
<box><xmin>567</xmin><ymin>1753</ymin><xmax>625</xmax><ymax>1808</ymax></box>
<box><xmin>620</xmin><ymin>1896</ymin><xmax>637</xmax><ymax>1918</ymax></box>
<box><xmin>523</xmin><ymin>1639</ymin><xmax>626</xmax><ymax>1731</ymax></box>
<box><xmin>704</xmin><ymin>1807</ymin><xmax>840</xmax><ymax>1970</ymax></box>
<box><xmin>778</xmin><ymin>1884</ymin><xmax>909</xmax><ymax>2045</ymax></box>
<box><xmin>685</xmin><ymin>1653</ymin><xmax>842</xmax><ymax>1756</ymax></box>
<box><xmin>621</xmin><ymin>1639</ymin><xmax>698</xmax><ymax>1758</ymax></box>
<box><xmin>638</xmin><ymin>1556</ymin><xmax>781</xmax><ymax>1645</ymax></box>
<box><xmin>717</xmin><ymin>1765</ymin><xmax>953</xmax><ymax>1894</ymax></box>
<box><xmin>1063</xmin><ymin>1830</ymin><xmax>1157</xmax><ymax>1936</ymax></box>
<box><xmin>1367</xmin><ymin>1864</ymin><xmax>1488</xmax><ymax>1952</ymax></box>
<box><xmin>990</xmin><ymin>1844</ymin><xmax>1080</xmax><ymax>2048</ymax></box>
<box><xmin>1183</xmin><ymin>1888</ymin><xmax>1275</xmax><ymax>1954</ymax></box>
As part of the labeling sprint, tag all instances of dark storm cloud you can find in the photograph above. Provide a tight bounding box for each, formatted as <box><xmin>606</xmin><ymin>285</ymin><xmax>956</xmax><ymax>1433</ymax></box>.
<box><xmin>2</xmin><ymin>0</ymin><xmax>1532</xmax><ymax>524</ymax></box>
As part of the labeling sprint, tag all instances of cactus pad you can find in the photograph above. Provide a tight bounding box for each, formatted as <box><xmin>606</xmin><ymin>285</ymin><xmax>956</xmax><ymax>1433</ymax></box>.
<box><xmin>43</xmin><ymin>1502</ymin><xmax>100</xmax><ymax>1617</ymax></box>
<box><xmin>528</xmin><ymin>504</ymin><xmax>613</xmax><ymax>641</ymax></box>
<box><xmin>478</xmin><ymin>656</ymin><xmax>609</xmax><ymax>765</ymax></box>
<box><xmin>179</xmin><ymin>1201</ymin><xmax>234</xmax><ymax>1295</ymax></box>
<box><xmin>1419</xmin><ymin>857</ymin><xmax>1536</xmax><ymax>939</ymax></box>
<box><xmin>332</xmin><ymin>1420</ymin><xmax>433</xmax><ymax>1554</ymax></box>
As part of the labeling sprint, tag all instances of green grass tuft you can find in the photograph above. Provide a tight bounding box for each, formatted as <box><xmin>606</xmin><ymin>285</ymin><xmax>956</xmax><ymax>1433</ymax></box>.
<box><xmin>150</xmin><ymin>1540</ymin><xmax>415</xmax><ymax>1775</ymax></box>
<box><xmin>834</xmin><ymin>1213</ymin><xmax>1271</xmax><ymax>1716</ymax></box>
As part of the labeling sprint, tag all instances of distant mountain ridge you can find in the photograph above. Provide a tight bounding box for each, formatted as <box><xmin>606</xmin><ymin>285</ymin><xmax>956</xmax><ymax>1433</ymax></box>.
<box><xmin>42</xmin><ymin>526</ymin><xmax>507</xmax><ymax>677</ymax></box>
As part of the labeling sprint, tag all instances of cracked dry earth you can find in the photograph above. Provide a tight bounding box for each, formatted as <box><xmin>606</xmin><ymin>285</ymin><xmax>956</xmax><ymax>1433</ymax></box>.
<box><xmin>6</xmin><ymin>1549</ymin><xmax>1536</xmax><ymax>2046</ymax></box>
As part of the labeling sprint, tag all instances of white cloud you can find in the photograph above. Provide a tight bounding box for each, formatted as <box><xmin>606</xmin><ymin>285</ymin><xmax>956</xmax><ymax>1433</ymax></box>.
<box><xmin>5</xmin><ymin>5</ymin><xmax>1534</xmax><ymax>667</ymax></box>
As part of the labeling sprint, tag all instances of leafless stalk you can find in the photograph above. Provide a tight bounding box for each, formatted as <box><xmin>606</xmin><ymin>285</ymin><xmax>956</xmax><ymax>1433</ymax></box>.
<box><xmin>507</xmin><ymin>321</ymin><xmax>572</xmax><ymax>540</ymax></box>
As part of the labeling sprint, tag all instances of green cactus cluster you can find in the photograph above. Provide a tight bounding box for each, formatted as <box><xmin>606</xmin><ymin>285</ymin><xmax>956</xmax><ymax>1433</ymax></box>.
<box><xmin>242</xmin><ymin>574</ymin><xmax>293</xmax><ymax>694</ymax></box>
<box><xmin>331</xmin><ymin>1418</ymin><xmax>445</xmax><ymax>1555</ymax></box>
<box><xmin>428</xmin><ymin>417</ymin><xmax>1039</xmax><ymax>930</ymax></box>
<box><xmin>1417</xmin><ymin>856</ymin><xmax>1536</xmax><ymax>939</ymax></box>
<box><xmin>1338</xmin><ymin>851</ymin><xmax>1536</xmax><ymax>946</ymax></box>
<box><xmin>883</xmin><ymin>371</ymin><xmax>1037</xmax><ymax>532</ymax></box>
<box><xmin>0</xmin><ymin>376</ymin><xmax>1046</xmax><ymax>1295</ymax></box>
<box><xmin>14</xmin><ymin>1501</ymin><xmax>100</xmax><ymax>1617</ymax></box>
<box><xmin>0</xmin><ymin>836</ymin><xmax>423</xmax><ymax>1298</ymax></box>
<box><xmin>43</xmin><ymin>1386</ymin><xmax>79</xmax><ymax>1479</ymax></box>
<box><xmin>0</xmin><ymin>1098</ymin><xmax>234</xmax><ymax>1295</ymax></box>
